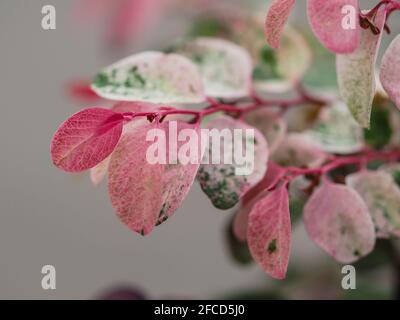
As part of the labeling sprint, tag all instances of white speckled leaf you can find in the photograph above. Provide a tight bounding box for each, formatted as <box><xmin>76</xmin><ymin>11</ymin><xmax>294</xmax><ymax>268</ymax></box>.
<box><xmin>172</xmin><ymin>37</ymin><xmax>253</xmax><ymax>99</ymax></box>
<box><xmin>306</xmin><ymin>101</ymin><xmax>364</xmax><ymax>154</ymax></box>
<box><xmin>304</xmin><ymin>180</ymin><xmax>375</xmax><ymax>263</ymax></box>
<box><xmin>91</xmin><ymin>51</ymin><xmax>205</xmax><ymax>104</ymax></box>
<box><xmin>346</xmin><ymin>170</ymin><xmax>400</xmax><ymax>238</ymax></box>
<box><xmin>380</xmin><ymin>35</ymin><xmax>400</xmax><ymax>109</ymax></box>
<box><xmin>197</xmin><ymin>116</ymin><xmax>268</xmax><ymax>209</ymax></box>
<box><xmin>336</xmin><ymin>9</ymin><xmax>386</xmax><ymax>128</ymax></box>
<box><xmin>244</xmin><ymin>108</ymin><xmax>287</xmax><ymax>154</ymax></box>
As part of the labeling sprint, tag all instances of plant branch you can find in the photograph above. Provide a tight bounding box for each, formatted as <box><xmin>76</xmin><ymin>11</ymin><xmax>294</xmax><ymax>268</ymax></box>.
<box><xmin>122</xmin><ymin>85</ymin><xmax>329</xmax><ymax>125</ymax></box>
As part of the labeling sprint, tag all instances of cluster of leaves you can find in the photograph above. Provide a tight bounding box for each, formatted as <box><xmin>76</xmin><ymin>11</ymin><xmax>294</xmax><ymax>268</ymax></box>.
<box><xmin>266</xmin><ymin>0</ymin><xmax>400</xmax><ymax>128</ymax></box>
<box><xmin>52</xmin><ymin>0</ymin><xmax>400</xmax><ymax>280</ymax></box>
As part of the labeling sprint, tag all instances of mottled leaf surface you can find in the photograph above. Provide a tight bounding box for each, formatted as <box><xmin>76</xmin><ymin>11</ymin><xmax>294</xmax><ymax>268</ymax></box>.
<box><xmin>197</xmin><ymin>116</ymin><xmax>268</xmax><ymax>209</ymax></box>
<box><xmin>306</xmin><ymin>101</ymin><xmax>364</xmax><ymax>154</ymax></box>
<box><xmin>91</xmin><ymin>51</ymin><xmax>205</xmax><ymax>104</ymax></box>
<box><xmin>336</xmin><ymin>9</ymin><xmax>386</xmax><ymax>128</ymax></box>
<box><xmin>304</xmin><ymin>181</ymin><xmax>375</xmax><ymax>263</ymax></box>
<box><xmin>172</xmin><ymin>37</ymin><xmax>253</xmax><ymax>99</ymax></box>
<box><xmin>346</xmin><ymin>170</ymin><xmax>400</xmax><ymax>238</ymax></box>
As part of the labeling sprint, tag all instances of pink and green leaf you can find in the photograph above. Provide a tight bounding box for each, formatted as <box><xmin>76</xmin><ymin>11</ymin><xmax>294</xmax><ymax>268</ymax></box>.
<box><xmin>305</xmin><ymin>101</ymin><xmax>364</xmax><ymax>154</ymax></box>
<box><xmin>234</xmin><ymin>162</ymin><xmax>286</xmax><ymax>242</ymax></box>
<box><xmin>171</xmin><ymin>37</ymin><xmax>253</xmax><ymax>99</ymax></box>
<box><xmin>91</xmin><ymin>51</ymin><xmax>205</xmax><ymax>104</ymax></box>
<box><xmin>346</xmin><ymin>170</ymin><xmax>400</xmax><ymax>238</ymax></box>
<box><xmin>336</xmin><ymin>8</ymin><xmax>386</xmax><ymax>128</ymax></box>
<box><xmin>247</xmin><ymin>185</ymin><xmax>291</xmax><ymax>279</ymax></box>
<box><xmin>197</xmin><ymin>116</ymin><xmax>269</xmax><ymax>210</ymax></box>
<box><xmin>303</xmin><ymin>180</ymin><xmax>375</xmax><ymax>263</ymax></box>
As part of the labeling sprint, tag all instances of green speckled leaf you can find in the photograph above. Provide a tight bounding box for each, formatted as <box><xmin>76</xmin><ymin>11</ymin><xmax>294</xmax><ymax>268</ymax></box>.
<box><xmin>197</xmin><ymin>116</ymin><xmax>268</xmax><ymax>210</ymax></box>
<box><xmin>91</xmin><ymin>51</ymin><xmax>205</xmax><ymax>104</ymax></box>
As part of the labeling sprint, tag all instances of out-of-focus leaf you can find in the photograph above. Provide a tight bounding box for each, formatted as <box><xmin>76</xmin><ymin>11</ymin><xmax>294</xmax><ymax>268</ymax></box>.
<box><xmin>226</xmin><ymin>217</ymin><xmax>253</xmax><ymax>265</ymax></box>
<box><xmin>306</xmin><ymin>101</ymin><xmax>364</xmax><ymax>154</ymax></box>
<box><xmin>346</xmin><ymin>170</ymin><xmax>400</xmax><ymax>238</ymax></box>
<box><xmin>380</xmin><ymin>35</ymin><xmax>400</xmax><ymax>109</ymax></box>
<box><xmin>364</xmin><ymin>103</ymin><xmax>393</xmax><ymax>149</ymax></box>
<box><xmin>171</xmin><ymin>37</ymin><xmax>253</xmax><ymax>99</ymax></box>
<box><xmin>271</xmin><ymin>133</ymin><xmax>328</xmax><ymax>168</ymax></box>
<box><xmin>264</xmin><ymin>0</ymin><xmax>296</xmax><ymax>49</ymax></box>
<box><xmin>244</xmin><ymin>108</ymin><xmax>287</xmax><ymax>154</ymax></box>
<box><xmin>304</xmin><ymin>180</ymin><xmax>375</xmax><ymax>263</ymax></box>
<box><xmin>255</xmin><ymin>27</ymin><xmax>312</xmax><ymax>93</ymax></box>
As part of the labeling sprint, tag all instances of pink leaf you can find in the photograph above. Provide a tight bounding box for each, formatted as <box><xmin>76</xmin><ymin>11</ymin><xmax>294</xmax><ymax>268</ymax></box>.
<box><xmin>234</xmin><ymin>162</ymin><xmax>286</xmax><ymax>242</ymax></box>
<box><xmin>380</xmin><ymin>35</ymin><xmax>400</xmax><ymax>109</ymax></box>
<box><xmin>247</xmin><ymin>185</ymin><xmax>291</xmax><ymax>279</ymax></box>
<box><xmin>67</xmin><ymin>79</ymin><xmax>101</xmax><ymax>103</ymax></box>
<box><xmin>51</xmin><ymin>108</ymin><xmax>124</xmax><ymax>172</ymax></box>
<box><xmin>107</xmin><ymin>0</ymin><xmax>165</xmax><ymax>46</ymax></box>
<box><xmin>108</xmin><ymin>121</ymin><xmax>200</xmax><ymax>235</ymax></box>
<box><xmin>307</xmin><ymin>0</ymin><xmax>360</xmax><ymax>54</ymax></box>
<box><xmin>89</xmin><ymin>101</ymin><xmax>164</xmax><ymax>186</ymax></box>
<box><xmin>264</xmin><ymin>0</ymin><xmax>296</xmax><ymax>49</ymax></box>
<box><xmin>303</xmin><ymin>180</ymin><xmax>375</xmax><ymax>263</ymax></box>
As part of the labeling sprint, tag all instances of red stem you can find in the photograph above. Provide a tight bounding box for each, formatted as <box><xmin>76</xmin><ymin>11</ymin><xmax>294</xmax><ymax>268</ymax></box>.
<box><xmin>287</xmin><ymin>149</ymin><xmax>400</xmax><ymax>179</ymax></box>
<box><xmin>122</xmin><ymin>85</ymin><xmax>328</xmax><ymax>125</ymax></box>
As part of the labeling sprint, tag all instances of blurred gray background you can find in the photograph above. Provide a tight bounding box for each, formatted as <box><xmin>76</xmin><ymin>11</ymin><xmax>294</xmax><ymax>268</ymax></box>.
<box><xmin>0</xmin><ymin>0</ymin><xmax>394</xmax><ymax>299</ymax></box>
